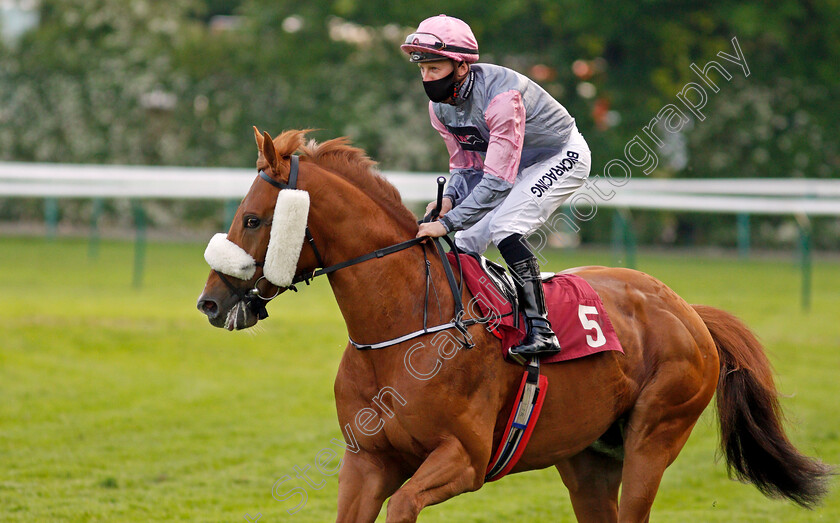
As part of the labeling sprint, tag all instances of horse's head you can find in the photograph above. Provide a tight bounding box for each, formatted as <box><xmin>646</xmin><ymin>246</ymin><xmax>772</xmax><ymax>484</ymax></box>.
<box><xmin>197</xmin><ymin>127</ymin><xmax>319</xmax><ymax>330</ymax></box>
<box><xmin>198</xmin><ymin>127</ymin><xmax>421</xmax><ymax>331</ymax></box>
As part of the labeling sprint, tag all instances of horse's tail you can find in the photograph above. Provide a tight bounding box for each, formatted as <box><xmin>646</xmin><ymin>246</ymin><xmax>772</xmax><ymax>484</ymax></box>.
<box><xmin>692</xmin><ymin>304</ymin><xmax>832</xmax><ymax>508</ymax></box>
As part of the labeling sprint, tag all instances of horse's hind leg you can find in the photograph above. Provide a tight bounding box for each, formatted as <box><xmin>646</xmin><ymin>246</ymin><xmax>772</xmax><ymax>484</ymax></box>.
<box><xmin>616</xmin><ymin>414</ymin><xmax>700</xmax><ymax>522</ymax></box>
<box><xmin>556</xmin><ymin>448</ymin><xmax>623</xmax><ymax>523</ymax></box>
<box><xmin>616</xmin><ymin>371</ymin><xmax>715</xmax><ymax>521</ymax></box>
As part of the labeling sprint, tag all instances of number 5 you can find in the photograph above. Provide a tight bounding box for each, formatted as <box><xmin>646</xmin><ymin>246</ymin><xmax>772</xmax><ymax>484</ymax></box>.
<box><xmin>578</xmin><ymin>305</ymin><xmax>606</xmax><ymax>348</ymax></box>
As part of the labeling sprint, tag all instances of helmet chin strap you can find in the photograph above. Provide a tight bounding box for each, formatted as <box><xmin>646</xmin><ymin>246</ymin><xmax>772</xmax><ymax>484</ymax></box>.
<box><xmin>452</xmin><ymin>66</ymin><xmax>474</xmax><ymax>103</ymax></box>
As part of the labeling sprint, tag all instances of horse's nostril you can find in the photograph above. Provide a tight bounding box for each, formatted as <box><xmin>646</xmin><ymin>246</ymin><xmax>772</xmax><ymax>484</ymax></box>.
<box><xmin>198</xmin><ymin>298</ymin><xmax>219</xmax><ymax>318</ymax></box>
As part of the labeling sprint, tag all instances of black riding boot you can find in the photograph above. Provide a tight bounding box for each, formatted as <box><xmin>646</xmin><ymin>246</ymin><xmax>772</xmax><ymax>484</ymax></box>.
<box><xmin>508</xmin><ymin>257</ymin><xmax>561</xmax><ymax>357</ymax></box>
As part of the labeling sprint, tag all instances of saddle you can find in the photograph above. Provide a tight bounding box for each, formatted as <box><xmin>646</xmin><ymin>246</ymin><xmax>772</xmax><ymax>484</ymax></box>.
<box><xmin>463</xmin><ymin>252</ymin><xmax>518</xmax><ymax>323</ymax></box>
<box><xmin>448</xmin><ymin>251</ymin><xmax>623</xmax><ymax>365</ymax></box>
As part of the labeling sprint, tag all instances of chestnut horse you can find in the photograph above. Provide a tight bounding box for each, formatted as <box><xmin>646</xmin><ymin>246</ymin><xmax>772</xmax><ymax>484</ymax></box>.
<box><xmin>197</xmin><ymin>129</ymin><xmax>829</xmax><ymax>522</ymax></box>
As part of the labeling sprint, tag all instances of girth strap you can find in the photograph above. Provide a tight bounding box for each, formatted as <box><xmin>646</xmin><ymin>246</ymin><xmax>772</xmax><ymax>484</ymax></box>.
<box><xmin>485</xmin><ymin>358</ymin><xmax>547</xmax><ymax>482</ymax></box>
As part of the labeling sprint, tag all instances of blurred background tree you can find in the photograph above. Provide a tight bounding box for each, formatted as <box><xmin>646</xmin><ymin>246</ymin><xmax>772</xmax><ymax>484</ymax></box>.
<box><xmin>0</xmin><ymin>0</ymin><xmax>838</xmax><ymax>246</ymax></box>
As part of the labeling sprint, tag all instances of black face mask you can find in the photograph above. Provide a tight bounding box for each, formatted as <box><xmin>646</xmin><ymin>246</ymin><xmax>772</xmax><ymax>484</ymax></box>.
<box><xmin>423</xmin><ymin>70</ymin><xmax>457</xmax><ymax>103</ymax></box>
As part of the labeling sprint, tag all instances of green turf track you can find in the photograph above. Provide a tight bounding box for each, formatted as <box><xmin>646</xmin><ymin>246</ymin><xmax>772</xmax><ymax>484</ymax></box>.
<box><xmin>1</xmin><ymin>236</ymin><xmax>837</xmax><ymax>522</ymax></box>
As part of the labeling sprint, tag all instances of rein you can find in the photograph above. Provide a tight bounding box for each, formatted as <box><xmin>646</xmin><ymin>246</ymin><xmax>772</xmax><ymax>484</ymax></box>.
<box><xmin>222</xmin><ymin>155</ymin><xmax>481</xmax><ymax>350</ymax></box>
<box><xmin>291</xmin><ymin>236</ymin><xmax>426</xmax><ymax>287</ymax></box>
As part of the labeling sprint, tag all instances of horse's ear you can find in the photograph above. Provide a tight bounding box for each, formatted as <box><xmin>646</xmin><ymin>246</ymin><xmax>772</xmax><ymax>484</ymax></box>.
<box><xmin>253</xmin><ymin>126</ymin><xmax>263</xmax><ymax>148</ymax></box>
<box><xmin>261</xmin><ymin>130</ymin><xmax>278</xmax><ymax>170</ymax></box>
<box><xmin>261</xmin><ymin>130</ymin><xmax>292</xmax><ymax>181</ymax></box>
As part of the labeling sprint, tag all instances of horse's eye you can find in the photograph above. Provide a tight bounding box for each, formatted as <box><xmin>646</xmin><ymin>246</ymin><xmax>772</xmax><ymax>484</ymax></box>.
<box><xmin>244</xmin><ymin>216</ymin><xmax>261</xmax><ymax>229</ymax></box>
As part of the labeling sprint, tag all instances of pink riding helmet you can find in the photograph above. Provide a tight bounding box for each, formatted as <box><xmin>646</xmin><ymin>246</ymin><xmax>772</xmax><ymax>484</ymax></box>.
<box><xmin>401</xmin><ymin>14</ymin><xmax>479</xmax><ymax>64</ymax></box>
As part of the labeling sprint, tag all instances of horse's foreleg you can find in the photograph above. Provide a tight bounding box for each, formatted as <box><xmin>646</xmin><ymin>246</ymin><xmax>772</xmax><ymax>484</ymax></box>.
<box><xmin>556</xmin><ymin>448</ymin><xmax>623</xmax><ymax>523</ymax></box>
<box><xmin>385</xmin><ymin>438</ymin><xmax>487</xmax><ymax>523</ymax></box>
<box><xmin>336</xmin><ymin>451</ymin><xmax>406</xmax><ymax>523</ymax></box>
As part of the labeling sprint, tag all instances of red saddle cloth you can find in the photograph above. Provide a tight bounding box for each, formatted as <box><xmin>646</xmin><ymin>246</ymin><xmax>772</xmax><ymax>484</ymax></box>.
<box><xmin>448</xmin><ymin>253</ymin><xmax>623</xmax><ymax>364</ymax></box>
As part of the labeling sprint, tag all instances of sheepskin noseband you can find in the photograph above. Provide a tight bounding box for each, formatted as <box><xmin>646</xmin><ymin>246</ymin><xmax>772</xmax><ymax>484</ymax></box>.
<box><xmin>203</xmin><ymin>189</ymin><xmax>310</xmax><ymax>288</ymax></box>
<box><xmin>262</xmin><ymin>189</ymin><xmax>310</xmax><ymax>287</ymax></box>
<box><xmin>204</xmin><ymin>233</ymin><xmax>257</xmax><ymax>280</ymax></box>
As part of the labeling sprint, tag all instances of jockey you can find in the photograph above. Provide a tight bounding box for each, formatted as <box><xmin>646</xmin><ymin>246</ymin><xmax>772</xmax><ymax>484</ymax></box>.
<box><xmin>404</xmin><ymin>14</ymin><xmax>592</xmax><ymax>358</ymax></box>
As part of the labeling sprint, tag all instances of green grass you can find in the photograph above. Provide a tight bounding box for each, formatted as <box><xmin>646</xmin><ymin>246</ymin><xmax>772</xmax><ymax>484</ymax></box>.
<box><xmin>0</xmin><ymin>236</ymin><xmax>837</xmax><ymax>522</ymax></box>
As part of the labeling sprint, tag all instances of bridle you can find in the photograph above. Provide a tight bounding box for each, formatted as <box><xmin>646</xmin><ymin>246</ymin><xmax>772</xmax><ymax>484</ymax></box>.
<box><xmin>215</xmin><ymin>155</ymin><xmax>487</xmax><ymax>349</ymax></box>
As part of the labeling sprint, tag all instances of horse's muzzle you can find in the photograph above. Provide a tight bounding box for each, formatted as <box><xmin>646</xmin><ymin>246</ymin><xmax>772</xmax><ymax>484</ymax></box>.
<box><xmin>197</xmin><ymin>295</ymin><xmax>220</xmax><ymax>319</ymax></box>
<box><xmin>197</xmin><ymin>290</ymin><xmax>262</xmax><ymax>330</ymax></box>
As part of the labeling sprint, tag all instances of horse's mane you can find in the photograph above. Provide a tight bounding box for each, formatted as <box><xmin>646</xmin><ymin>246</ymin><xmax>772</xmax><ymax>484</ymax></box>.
<box><xmin>271</xmin><ymin>130</ymin><xmax>419</xmax><ymax>232</ymax></box>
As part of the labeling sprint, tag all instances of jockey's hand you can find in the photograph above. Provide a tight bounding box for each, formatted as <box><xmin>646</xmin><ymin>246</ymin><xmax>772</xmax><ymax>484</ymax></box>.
<box><xmin>416</xmin><ymin>221</ymin><xmax>447</xmax><ymax>239</ymax></box>
<box><xmin>425</xmin><ymin>196</ymin><xmax>453</xmax><ymax>217</ymax></box>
